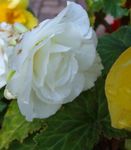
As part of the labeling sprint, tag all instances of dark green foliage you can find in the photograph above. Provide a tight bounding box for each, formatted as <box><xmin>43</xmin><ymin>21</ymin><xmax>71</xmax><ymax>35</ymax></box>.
<box><xmin>33</xmin><ymin>78</ymin><xmax>127</xmax><ymax>150</ymax></box>
<box><xmin>86</xmin><ymin>0</ymin><xmax>129</xmax><ymax>18</ymax></box>
<box><xmin>97</xmin><ymin>26</ymin><xmax>131</xmax><ymax>76</ymax></box>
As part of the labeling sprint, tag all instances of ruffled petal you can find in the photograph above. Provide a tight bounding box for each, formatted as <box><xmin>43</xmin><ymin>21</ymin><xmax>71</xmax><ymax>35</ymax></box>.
<box><xmin>18</xmin><ymin>90</ymin><xmax>61</xmax><ymax>121</ymax></box>
<box><xmin>84</xmin><ymin>53</ymin><xmax>103</xmax><ymax>90</ymax></box>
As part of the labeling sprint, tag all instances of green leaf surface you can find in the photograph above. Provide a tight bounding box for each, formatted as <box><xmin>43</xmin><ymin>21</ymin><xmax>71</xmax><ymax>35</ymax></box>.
<box><xmin>0</xmin><ymin>88</ymin><xmax>7</xmax><ymax>113</ymax></box>
<box><xmin>34</xmin><ymin>78</ymin><xmax>127</xmax><ymax>150</ymax></box>
<box><xmin>0</xmin><ymin>101</ymin><xmax>45</xmax><ymax>149</ymax></box>
<box><xmin>103</xmin><ymin>0</ymin><xmax>128</xmax><ymax>17</ymax></box>
<box><xmin>9</xmin><ymin>135</ymin><xmax>36</xmax><ymax>150</ymax></box>
<box><xmin>0</xmin><ymin>89</ymin><xmax>8</xmax><ymax>126</ymax></box>
<box><xmin>86</xmin><ymin>0</ymin><xmax>128</xmax><ymax>18</ymax></box>
<box><xmin>0</xmin><ymin>101</ymin><xmax>7</xmax><ymax>113</ymax></box>
<box><xmin>0</xmin><ymin>89</ymin><xmax>4</xmax><ymax>100</ymax></box>
<box><xmin>97</xmin><ymin>26</ymin><xmax>131</xmax><ymax>76</ymax></box>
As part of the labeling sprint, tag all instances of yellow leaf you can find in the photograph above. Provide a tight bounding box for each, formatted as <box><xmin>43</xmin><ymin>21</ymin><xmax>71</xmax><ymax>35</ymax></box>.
<box><xmin>105</xmin><ymin>47</ymin><xmax>131</xmax><ymax>130</ymax></box>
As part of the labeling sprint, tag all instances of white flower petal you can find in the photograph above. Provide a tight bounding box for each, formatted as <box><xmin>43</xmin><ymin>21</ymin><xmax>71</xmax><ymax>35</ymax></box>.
<box><xmin>0</xmin><ymin>75</ymin><xmax>6</xmax><ymax>88</ymax></box>
<box><xmin>0</xmin><ymin>23</ymin><xmax>22</xmax><ymax>89</ymax></box>
<box><xmin>7</xmin><ymin>59</ymin><xmax>33</xmax><ymax>104</ymax></box>
<box><xmin>84</xmin><ymin>53</ymin><xmax>104</xmax><ymax>90</ymax></box>
<box><xmin>0</xmin><ymin>53</ymin><xmax>6</xmax><ymax>75</ymax></box>
<box><xmin>63</xmin><ymin>73</ymin><xmax>85</xmax><ymax>103</ymax></box>
<box><xmin>52</xmin><ymin>23</ymin><xmax>82</xmax><ymax>49</ymax></box>
<box><xmin>34</xmin><ymin>55</ymin><xmax>78</xmax><ymax>103</ymax></box>
<box><xmin>61</xmin><ymin>1</ymin><xmax>90</xmax><ymax>36</ymax></box>
<box><xmin>18</xmin><ymin>90</ymin><xmax>61</xmax><ymax>121</ymax></box>
<box><xmin>76</xmin><ymin>31</ymin><xmax>97</xmax><ymax>71</ymax></box>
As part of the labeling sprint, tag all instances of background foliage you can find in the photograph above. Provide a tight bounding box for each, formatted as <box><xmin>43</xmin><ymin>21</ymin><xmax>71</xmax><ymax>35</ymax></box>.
<box><xmin>86</xmin><ymin>0</ymin><xmax>128</xmax><ymax>17</ymax></box>
<box><xmin>0</xmin><ymin>0</ymin><xmax>131</xmax><ymax>150</ymax></box>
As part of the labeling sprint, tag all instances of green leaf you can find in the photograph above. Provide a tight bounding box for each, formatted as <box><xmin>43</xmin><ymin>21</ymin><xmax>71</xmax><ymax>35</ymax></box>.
<box><xmin>102</xmin><ymin>116</ymin><xmax>128</xmax><ymax>139</ymax></box>
<box><xmin>0</xmin><ymin>89</ymin><xmax>8</xmax><ymax>126</ymax></box>
<box><xmin>0</xmin><ymin>88</ymin><xmax>4</xmax><ymax>100</ymax></box>
<box><xmin>86</xmin><ymin>0</ymin><xmax>103</xmax><ymax>12</ymax></box>
<box><xmin>34</xmin><ymin>78</ymin><xmax>127</xmax><ymax>150</ymax></box>
<box><xmin>97</xmin><ymin>26</ymin><xmax>131</xmax><ymax>76</ymax></box>
<box><xmin>34</xmin><ymin>90</ymin><xmax>100</xmax><ymax>150</ymax></box>
<box><xmin>9</xmin><ymin>135</ymin><xmax>36</xmax><ymax>150</ymax></box>
<box><xmin>0</xmin><ymin>101</ymin><xmax>45</xmax><ymax>149</ymax></box>
<box><xmin>0</xmin><ymin>101</ymin><xmax>7</xmax><ymax>113</ymax></box>
<box><xmin>86</xmin><ymin>0</ymin><xmax>128</xmax><ymax>18</ymax></box>
<box><xmin>103</xmin><ymin>0</ymin><xmax>128</xmax><ymax>17</ymax></box>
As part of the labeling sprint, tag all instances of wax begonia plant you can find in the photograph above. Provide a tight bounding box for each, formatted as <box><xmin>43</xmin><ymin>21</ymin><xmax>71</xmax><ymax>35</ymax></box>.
<box><xmin>0</xmin><ymin>0</ymin><xmax>130</xmax><ymax>150</ymax></box>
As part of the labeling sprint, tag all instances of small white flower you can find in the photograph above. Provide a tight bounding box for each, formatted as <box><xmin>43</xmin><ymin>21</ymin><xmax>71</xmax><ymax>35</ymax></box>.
<box><xmin>0</xmin><ymin>22</ymin><xmax>27</xmax><ymax>88</ymax></box>
<box><xmin>7</xmin><ymin>1</ymin><xmax>103</xmax><ymax>121</ymax></box>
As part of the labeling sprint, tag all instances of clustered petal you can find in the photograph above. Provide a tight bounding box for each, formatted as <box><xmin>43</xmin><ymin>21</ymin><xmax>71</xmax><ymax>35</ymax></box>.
<box><xmin>6</xmin><ymin>2</ymin><xmax>103</xmax><ymax>121</ymax></box>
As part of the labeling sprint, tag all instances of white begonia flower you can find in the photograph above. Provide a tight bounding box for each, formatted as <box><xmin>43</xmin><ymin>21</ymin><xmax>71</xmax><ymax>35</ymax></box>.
<box><xmin>0</xmin><ymin>22</ymin><xmax>26</xmax><ymax>88</ymax></box>
<box><xmin>7</xmin><ymin>1</ymin><xmax>103</xmax><ymax>121</ymax></box>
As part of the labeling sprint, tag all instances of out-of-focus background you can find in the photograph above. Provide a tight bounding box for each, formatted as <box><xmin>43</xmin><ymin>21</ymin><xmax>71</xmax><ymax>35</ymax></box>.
<box><xmin>30</xmin><ymin>0</ymin><xmax>86</xmax><ymax>21</ymax></box>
